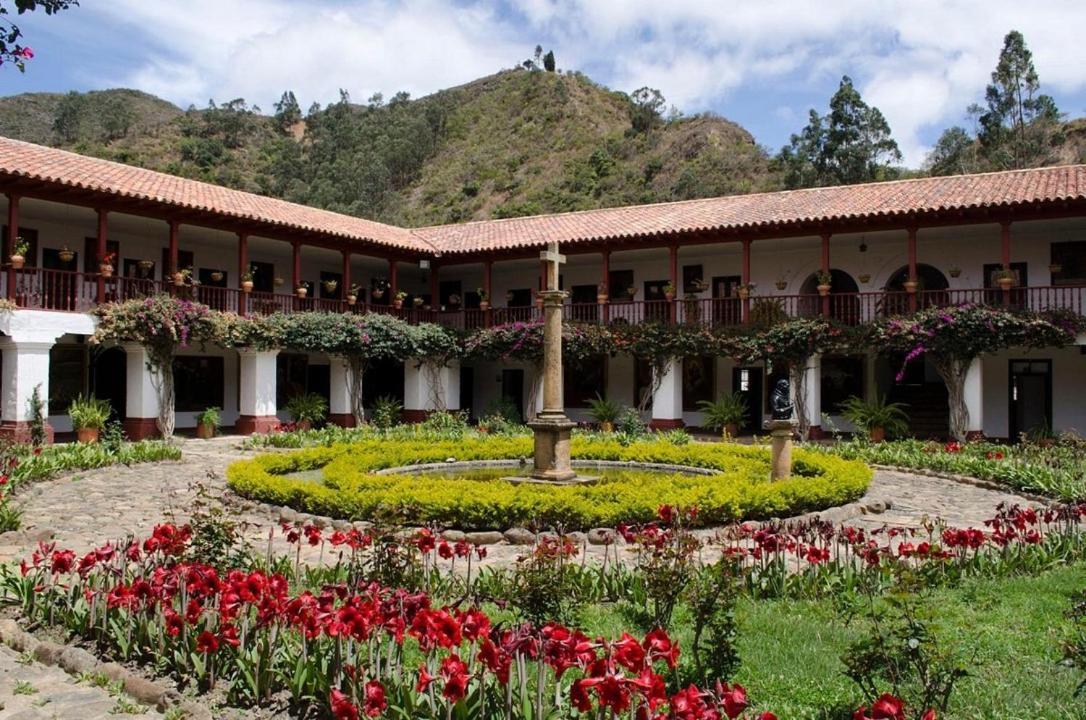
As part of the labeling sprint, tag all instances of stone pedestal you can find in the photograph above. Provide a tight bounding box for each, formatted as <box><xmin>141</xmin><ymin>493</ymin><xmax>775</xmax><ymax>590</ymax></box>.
<box><xmin>767</xmin><ymin>419</ymin><xmax>797</xmax><ymax>481</ymax></box>
<box><xmin>527</xmin><ymin>414</ymin><xmax>578</xmax><ymax>482</ymax></box>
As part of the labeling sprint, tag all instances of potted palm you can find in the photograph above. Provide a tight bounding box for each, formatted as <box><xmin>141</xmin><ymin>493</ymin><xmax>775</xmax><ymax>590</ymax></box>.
<box><xmin>663</xmin><ymin>281</ymin><xmax>676</xmax><ymax>301</ymax></box>
<box><xmin>240</xmin><ymin>266</ymin><xmax>255</xmax><ymax>292</ymax></box>
<box><xmin>371</xmin><ymin>281</ymin><xmax>386</xmax><ymax>300</ymax></box>
<box><xmin>698</xmin><ymin>393</ymin><xmax>748</xmax><ymax>439</ymax></box>
<box><xmin>296</xmin><ymin>282</ymin><xmax>309</xmax><ymax>299</ymax></box>
<box><xmin>839</xmin><ymin>395</ymin><xmax>909</xmax><ymax>443</ymax></box>
<box><xmin>393</xmin><ymin>290</ymin><xmax>407</xmax><ymax>309</ymax></box>
<box><xmin>195</xmin><ymin>407</ymin><xmax>220</xmax><ymax>439</ymax></box>
<box><xmin>173</xmin><ymin>267</ymin><xmax>190</xmax><ymax>286</ymax></box>
<box><xmin>995</xmin><ymin>268</ymin><xmax>1016</xmax><ymax>291</ymax></box>
<box><xmin>597</xmin><ymin>283</ymin><xmax>609</xmax><ymax>304</ymax></box>
<box><xmin>9</xmin><ymin>237</ymin><xmax>28</xmax><ymax>269</ymax></box>
<box><xmin>815</xmin><ymin>270</ymin><xmax>832</xmax><ymax>296</ymax></box>
<box><xmin>737</xmin><ymin>282</ymin><xmax>755</xmax><ymax>300</ymax></box>
<box><xmin>586</xmin><ymin>393</ymin><xmax>621</xmax><ymax>432</ymax></box>
<box><xmin>285</xmin><ymin>392</ymin><xmax>328</xmax><ymax>431</ymax></box>
<box><xmin>68</xmin><ymin>396</ymin><xmax>111</xmax><ymax>444</ymax></box>
<box><xmin>347</xmin><ymin>283</ymin><xmax>361</xmax><ymax>305</ymax></box>
<box><xmin>477</xmin><ymin>288</ymin><xmax>489</xmax><ymax>311</ymax></box>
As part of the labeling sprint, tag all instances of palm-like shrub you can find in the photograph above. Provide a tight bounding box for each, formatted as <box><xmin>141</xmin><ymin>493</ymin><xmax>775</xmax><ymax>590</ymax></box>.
<box><xmin>67</xmin><ymin>396</ymin><xmax>111</xmax><ymax>431</ymax></box>
<box><xmin>371</xmin><ymin>396</ymin><xmax>403</xmax><ymax>429</ymax></box>
<box><xmin>285</xmin><ymin>393</ymin><xmax>328</xmax><ymax>427</ymax></box>
<box><xmin>586</xmin><ymin>393</ymin><xmax>621</xmax><ymax>431</ymax></box>
<box><xmin>698</xmin><ymin>393</ymin><xmax>748</xmax><ymax>438</ymax></box>
<box><xmin>839</xmin><ymin>395</ymin><xmax>909</xmax><ymax>442</ymax></box>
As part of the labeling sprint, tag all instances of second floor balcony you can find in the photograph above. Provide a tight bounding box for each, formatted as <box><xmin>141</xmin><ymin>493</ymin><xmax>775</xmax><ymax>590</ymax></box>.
<box><xmin>6</xmin><ymin>265</ymin><xmax>1085</xmax><ymax>331</ymax></box>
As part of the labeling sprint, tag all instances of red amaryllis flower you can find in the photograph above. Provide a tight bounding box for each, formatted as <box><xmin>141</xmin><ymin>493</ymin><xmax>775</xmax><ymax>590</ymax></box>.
<box><xmin>643</xmin><ymin>628</ymin><xmax>679</xmax><ymax>668</ymax></box>
<box><xmin>571</xmin><ymin>678</ymin><xmax>593</xmax><ymax>713</ymax></box>
<box><xmin>50</xmin><ymin>549</ymin><xmax>75</xmax><ymax>574</ymax></box>
<box><xmin>438</xmin><ymin>541</ymin><xmax>453</xmax><ymax>559</ymax></box>
<box><xmin>921</xmin><ymin>711</ymin><xmax>936</xmax><ymax>720</ymax></box>
<box><xmin>415</xmin><ymin>529</ymin><xmax>436</xmax><ymax>554</ymax></box>
<box><xmin>330</xmin><ymin>689</ymin><xmax>360</xmax><ymax>720</ymax></box>
<box><xmin>612</xmin><ymin>632</ymin><xmax>647</xmax><ymax>671</ymax></box>
<box><xmin>440</xmin><ymin>654</ymin><xmax>470</xmax><ymax>702</ymax></box>
<box><xmin>163</xmin><ymin>609</ymin><xmax>184</xmax><ymax>637</ymax></box>
<box><xmin>416</xmin><ymin>664</ymin><xmax>436</xmax><ymax>693</ymax></box>
<box><xmin>219</xmin><ymin>624</ymin><xmax>241</xmax><ymax>647</ymax></box>
<box><xmin>363</xmin><ymin>680</ymin><xmax>387</xmax><ymax>717</ymax></box>
<box><xmin>719</xmin><ymin>682</ymin><xmax>749</xmax><ymax>719</ymax></box>
<box><xmin>854</xmin><ymin>693</ymin><xmax>906</xmax><ymax>720</ymax></box>
<box><xmin>195</xmin><ymin>630</ymin><xmax>219</xmax><ymax>654</ymax></box>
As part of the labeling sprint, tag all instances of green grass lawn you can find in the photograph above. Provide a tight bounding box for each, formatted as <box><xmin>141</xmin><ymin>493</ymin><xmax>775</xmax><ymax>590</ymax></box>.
<box><xmin>580</xmin><ymin>565</ymin><xmax>1085</xmax><ymax>719</ymax></box>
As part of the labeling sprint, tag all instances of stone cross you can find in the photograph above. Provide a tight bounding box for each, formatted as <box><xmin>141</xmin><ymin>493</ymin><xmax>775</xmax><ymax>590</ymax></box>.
<box><xmin>539</xmin><ymin>241</ymin><xmax>566</xmax><ymax>292</ymax></box>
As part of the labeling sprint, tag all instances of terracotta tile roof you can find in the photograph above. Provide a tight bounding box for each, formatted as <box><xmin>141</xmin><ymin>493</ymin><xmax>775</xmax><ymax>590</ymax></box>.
<box><xmin>0</xmin><ymin>136</ymin><xmax>1084</xmax><ymax>257</ymax></box>
<box><xmin>418</xmin><ymin>164</ymin><xmax>1086</xmax><ymax>254</ymax></box>
<box><xmin>0</xmin><ymin>136</ymin><xmax>431</xmax><ymax>253</ymax></box>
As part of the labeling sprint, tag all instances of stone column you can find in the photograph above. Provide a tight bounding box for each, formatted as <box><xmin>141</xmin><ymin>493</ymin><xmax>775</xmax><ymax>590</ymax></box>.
<box><xmin>328</xmin><ymin>356</ymin><xmax>356</xmax><ymax>427</ymax></box>
<box><xmin>236</xmin><ymin>348</ymin><xmax>280</xmax><ymax>435</ymax></box>
<box><xmin>122</xmin><ymin>343</ymin><xmax>161</xmax><ymax>440</ymax></box>
<box><xmin>527</xmin><ymin>290</ymin><xmax>576</xmax><ymax>481</ymax></box>
<box><xmin>804</xmin><ymin>354</ymin><xmax>823</xmax><ymax>439</ymax></box>
<box><xmin>0</xmin><ymin>336</ymin><xmax>55</xmax><ymax>443</ymax></box>
<box><xmin>768</xmin><ymin>420</ymin><xmax>796</xmax><ymax>480</ymax></box>
<box><xmin>403</xmin><ymin>360</ymin><xmax>461</xmax><ymax>422</ymax></box>
<box><xmin>964</xmin><ymin>357</ymin><xmax>984</xmax><ymax>440</ymax></box>
<box><xmin>650</xmin><ymin>357</ymin><xmax>684</xmax><ymax>430</ymax></box>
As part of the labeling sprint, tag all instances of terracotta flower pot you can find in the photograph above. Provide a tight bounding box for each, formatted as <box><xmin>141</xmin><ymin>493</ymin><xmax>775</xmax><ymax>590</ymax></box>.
<box><xmin>296</xmin><ymin>287</ymin><xmax>308</xmax><ymax>298</ymax></box>
<box><xmin>76</xmin><ymin>427</ymin><xmax>99</xmax><ymax>444</ymax></box>
<box><xmin>9</xmin><ymin>255</ymin><xmax>24</xmax><ymax>269</ymax></box>
<box><xmin>869</xmin><ymin>426</ymin><xmax>886</xmax><ymax>443</ymax></box>
<box><xmin>948</xmin><ymin>269</ymin><xmax>962</xmax><ymax>278</ymax></box>
<box><xmin>724</xmin><ymin>423</ymin><xmax>739</xmax><ymax>439</ymax></box>
<box><xmin>347</xmin><ymin>294</ymin><xmax>357</xmax><ymax>306</ymax></box>
<box><xmin>817</xmin><ymin>284</ymin><xmax>831</xmax><ymax>296</ymax></box>
<box><xmin>600</xmin><ymin>421</ymin><xmax>614</xmax><ymax>433</ymax></box>
<box><xmin>241</xmin><ymin>280</ymin><xmax>254</xmax><ymax>292</ymax></box>
<box><xmin>100</xmin><ymin>264</ymin><xmax>114</xmax><ymax>278</ymax></box>
<box><xmin>196</xmin><ymin>422</ymin><xmax>215</xmax><ymax>440</ymax></box>
<box><xmin>597</xmin><ymin>294</ymin><xmax>609</xmax><ymax>304</ymax></box>
<box><xmin>664</xmin><ymin>292</ymin><xmax>676</xmax><ymax>301</ymax></box>
<box><xmin>173</xmin><ymin>272</ymin><xmax>185</xmax><ymax>286</ymax></box>
<box><xmin>997</xmin><ymin>277</ymin><xmax>1014</xmax><ymax>291</ymax></box>
<box><xmin>479</xmin><ymin>300</ymin><xmax>490</xmax><ymax>311</ymax></box>
<box><xmin>296</xmin><ymin>419</ymin><xmax>312</xmax><ymax>431</ymax></box>
<box><xmin>903</xmin><ymin>280</ymin><xmax>918</xmax><ymax>293</ymax></box>
<box><xmin>393</xmin><ymin>299</ymin><xmax>403</xmax><ymax>309</ymax></box>
<box><xmin>737</xmin><ymin>288</ymin><xmax>750</xmax><ymax>300</ymax></box>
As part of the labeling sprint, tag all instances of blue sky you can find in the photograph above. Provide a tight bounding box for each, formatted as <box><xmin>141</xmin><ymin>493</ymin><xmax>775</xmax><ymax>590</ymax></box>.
<box><xmin>2</xmin><ymin>0</ymin><xmax>1085</xmax><ymax>167</ymax></box>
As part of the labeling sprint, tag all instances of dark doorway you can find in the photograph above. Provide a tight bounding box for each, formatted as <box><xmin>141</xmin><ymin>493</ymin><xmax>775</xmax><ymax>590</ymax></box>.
<box><xmin>500</xmin><ymin>369</ymin><xmax>524</xmax><ymax>420</ymax></box>
<box><xmin>250</xmin><ymin>261</ymin><xmax>275</xmax><ymax>293</ymax></box>
<box><xmin>42</xmin><ymin>248</ymin><xmax>79</xmax><ymax>310</ymax></box>
<box><xmin>712</xmin><ymin>275</ymin><xmax>742</xmax><ymax>327</ymax></box>
<box><xmin>885</xmin><ymin>264</ymin><xmax>950</xmax><ymax>314</ymax></box>
<box><xmin>91</xmin><ymin>346</ymin><xmax>126</xmax><ymax>422</ymax></box>
<box><xmin>800</xmin><ymin>269</ymin><xmax>860</xmax><ymax>324</ymax></box>
<box><xmin>440</xmin><ymin>280</ymin><xmax>463</xmax><ymax>310</ymax></box>
<box><xmin>460</xmin><ymin>366</ymin><xmax>475</xmax><ymax>418</ymax></box>
<box><xmin>570</xmin><ymin>284</ymin><xmax>599</xmax><ymax>322</ymax></box>
<box><xmin>307</xmin><ymin>363</ymin><xmax>331</xmax><ymax>406</ymax></box>
<box><xmin>1009</xmin><ymin>359</ymin><xmax>1051</xmax><ymax>440</ymax></box>
<box><xmin>731</xmin><ymin>366</ymin><xmax>763</xmax><ymax>435</ymax></box>
<box><xmin>319</xmin><ymin>271</ymin><xmax>343</xmax><ymax>300</ymax></box>
<box><xmin>644</xmin><ymin>279</ymin><xmax>669</xmax><ymax>322</ymax></box>
<box><xmin>363</xmin><ymin>359</ymin><xmax>404</xmax><ymax>407</ymax></box>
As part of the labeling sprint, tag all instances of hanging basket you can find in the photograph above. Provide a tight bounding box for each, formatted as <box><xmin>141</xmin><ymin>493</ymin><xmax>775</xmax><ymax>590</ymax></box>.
<box><xmin>58</xmin><ymin>249</ymin><xmax>75</xmax><ymax>263</ymax></box>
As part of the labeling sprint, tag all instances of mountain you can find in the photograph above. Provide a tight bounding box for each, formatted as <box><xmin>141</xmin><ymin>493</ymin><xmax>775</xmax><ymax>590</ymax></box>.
<box><xmin>0</xmin><ymin>70</ymin><xmax>778</xmax><ymax>226</ymax></box>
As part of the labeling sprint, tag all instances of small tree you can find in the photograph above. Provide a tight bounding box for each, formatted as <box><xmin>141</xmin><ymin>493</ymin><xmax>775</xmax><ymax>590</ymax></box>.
<box><xmin>91</xmin><ymin>296</ymin><xmax>222</xmax><ymax>438</ymax></box>
<box><xmin>628</xmin><ymin>87</ymin><xmax>666</xmax><ymax>134</ymax></box>
<box><xmin>273</xmin><ymin>90</ymin><xmax>302</xmax><ymax>133</ymax></box>
<box><xmin>872</xmin><ymin>304</ymin><xmax>1079</xmax><ymax>441</ymax></box>
<box><xmin>542</xmin><ymin>50</ymin><xmax>556</xmax><ymax>72</ymax></box>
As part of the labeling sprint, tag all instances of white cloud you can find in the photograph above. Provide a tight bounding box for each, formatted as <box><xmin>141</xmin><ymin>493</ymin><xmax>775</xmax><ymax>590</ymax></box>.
<box><xmin>76</xmin><ymin>0</ymin><xmax>1086</xmax><ymax>167</ymax></box>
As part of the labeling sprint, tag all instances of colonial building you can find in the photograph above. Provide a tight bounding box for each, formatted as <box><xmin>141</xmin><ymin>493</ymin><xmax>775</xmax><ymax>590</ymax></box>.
<box><xmin>0</xmin><ymin>136</ymin><xmax>1084</xmax><ymax>441</ymax></box>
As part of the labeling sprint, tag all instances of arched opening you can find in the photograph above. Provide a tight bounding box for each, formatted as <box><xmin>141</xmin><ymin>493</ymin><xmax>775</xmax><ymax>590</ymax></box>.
<box><xmin>90</xmin><ymin>346</ymin><xmax>126</xmax><ymax>423</ymax></box>
<box><xmin>885</xmin><ymin>264</ymin><xmax>950</xmax><ymax>313</ymax></box>
<box><xmin>799</xmin><ymin>269</ymin><xmax>860</xmax><ymax>324</ymax></box>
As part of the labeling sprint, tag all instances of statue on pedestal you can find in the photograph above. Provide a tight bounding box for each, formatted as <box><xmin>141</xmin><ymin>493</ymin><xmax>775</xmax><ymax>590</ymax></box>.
<box><xmin>770</xmin><ymin>377</ymin><xmax>794</xmax><ymax>421</ymax></box>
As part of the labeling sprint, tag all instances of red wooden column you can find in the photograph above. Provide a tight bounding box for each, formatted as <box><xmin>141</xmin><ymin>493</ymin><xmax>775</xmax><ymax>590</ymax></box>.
<box><xmin>5</xmin><ymin>194</ymin><xmax>18</xmax><ymax>302</ymax></box>
<box><xmin>236</xmin><ymin>233</ymin><xmax>248</xmax><ymax>316</ymax></box>
<box><xmin>820</xmin><ymin>231</ymin><xmax>831</xmax><ymax>318</ymax></box>
<box><xmin>600</xmin><ymin>248</ymin><xmax>611</xmax><ymax>324</ymax></box>
<box><xmin>341</xmin><ymin>250</ymin><xmax>351</xmax><ymax>307</ymax></box>
<box><xmin>96</xmin><ymin>209</ymin><xmax>108</xmax><ymax>305</ymax></box>
<box><xmin>668</xmin><ymin>244</ymin><xmax>678</xmax><ymax>323</ymax></box>
<box><xmin>741</xmin><ymin>238</ymin><xmax>751</xmax><ymax>324</ymax></box>
<box><xmin>1000</xmin><ymin>220</ymin><xmax>1012</xmax><ymax>307</ymax></box>
<box><xmin>291</xmin><ymin>240</ymin><xmax>301</xmax><ymax>292</ymax></box>
<box><xmin>907</xmin><ymin>227</ymin><xmax>918</xmax><ymax>314</ymax></box>
<box><xmin>482</xmin><ymin>259</ymin><xmax>493</xmax><ymax>326</ymax></box>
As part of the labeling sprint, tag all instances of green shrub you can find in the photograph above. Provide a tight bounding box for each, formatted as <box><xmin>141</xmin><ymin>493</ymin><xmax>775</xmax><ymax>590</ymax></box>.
<box><xmin>68</xmin><ymin>396</ymin><xmax>112</xmax><ymax>431</ymax></box>
<box><xmin>227</xmin><ymin>436</ymin><xmax>872</xmax><ymax>530</ymax></box>
<box><xmin>196</xmin><ymin>407</ymin><xmax>221</xmax><ymax>428</ymax></box>
<box><xmin>698</xmin><ymin>393</ymin><xmax>748</xmax><ymax>435</ymax></box>
<box><xmin>839</xmin><ymin>395</ymin><xmax>909</xmax><ymax>439</ymax></box>
<box><xmin>371</xmin><ymin>396</ymin><xmax>403</xmax><ymax>429</ymax></box>
<box><xmin>285</xmin><ymin>393</ymin><xmax>328</xmax><ymax>425</ymax></box>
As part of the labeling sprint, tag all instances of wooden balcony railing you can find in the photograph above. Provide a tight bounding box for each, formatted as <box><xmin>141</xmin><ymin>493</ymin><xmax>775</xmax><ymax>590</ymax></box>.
<box><xmin>6</xmin><ymin>267</ymin><xmax>1086</xmax><ymax>330</ymax></box>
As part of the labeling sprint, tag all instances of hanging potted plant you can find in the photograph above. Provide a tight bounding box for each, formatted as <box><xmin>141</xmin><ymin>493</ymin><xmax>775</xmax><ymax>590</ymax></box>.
<box><xmin>663</xmin><ymin>280</ymin><xmax>676</xmax><ymax>301</ymax></box>
<box><xmin>903</xmin><ymin>278</ymin><xmax>919</xmax><ymax>293</ymax></box>
<box><xmin>195</xmin><ymin>407</ymin><xmax>220</xmax><ymax>440</ymax></box>
<box><xmin>948</xmin><ymin>267</ymin><xmax>962</xmax><ymax>278</ymax></box>
<box><xmin>240</xmin><ymin>266</ymin><xmax>255</xmax><ymax>292</ymax></box>
<box><xmin>775</xmin><ymin>278</ymin><xmax>788</xmax><ymax>291</ymax></box>
<box><xmin>273</xmin><ymin>276</ymin><xmax>285</xmax><ymax>288</ymax></box>
<box><xmin>68</xmin><ymin>396</ymin><xmax>111</xmax><ymax>444</ymax></box>
<box><xmin>477</xmin><ymin>287</ymin><xmax>489</xmax><ymax>310</ymax></box>
<box><xmin>393</xmin><ymin>290</ymin><xmax>407</xmax><ymax>309</ymax></box>
<box><xmin>737</xmin><ymin>282</ymin><xmax>756</xmax><ymax>300</ymax></box>
<box><xmin>626</xmin><ymin>286</ymin><xmax>638</xmax><ymax>299</ymax></box>
<box><xmin>137</xmin><ymin>258</ymin><xmax>154</xmax><ymax>271</ymax></box>
<box><xmin>209</xmin><ymin>270</ymin><xmax>224</xmax><ymax>282</ymax></box>
<box><xmin>815</xmin><ymin>270</ymin><xmax>832</xmax><ymax>296</ymax></box>
<box><xmin>9</xmin><ymin>237</ymin><xmax>28</xmax><ymax>269</ymax></box>
<box><xmin>322</xmin><ymin>278</ymin><xmax>339</xmax><ymax>294</ymax></box>
<box><xmin>413</xmin><ymin>296</ymin><xmax>425</xmax><ymax>308</ymax></box>
<box><xmin>858</xmin><ymin>273</ymin><xmax>872</xmax><ymax>284</ymax></box>
<box><xmin>296</xmin><ymin>282</ymin><xmax>309</xmax><ymax>298</ymax></box>
<box><xmin>58</xmin><ymin>246</ymin><xmax>75</xmax><ymax>264</ymax></box>
<box><xmin>347</xmin><ymin>283</ymin><xmax>361</xmax><ymax>305</ymax></box>
<box><xmin>995</xmin><ymin>268</ymin><xmax>1016</xmax><ymax>291</ymax></box>
<box><xmin>99</xmin><ymin>251</ymin><xmax>116</xmax><ymax>278</ymax></box>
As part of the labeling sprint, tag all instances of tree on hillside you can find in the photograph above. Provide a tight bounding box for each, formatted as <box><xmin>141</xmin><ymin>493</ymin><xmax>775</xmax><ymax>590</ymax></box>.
<box><xmin>101</xmin><ymin>94</ymin><xmax>136</xmax><ymax>140</ymax></box>
<box><xmin>273</xmin><ymin>90</ymin><xmax>302</xmax><ymax>133</ymax></box>
<box><xmin>925</xmin><ymin>126</ymin><xmax>979</xmax><ymax>176</ymax></box>
<box><xmin>977</xmin><ymin>30</ymin><xmax>1064</xmax><ymax>169</ymax></box>
<box><xmin>0</xmin><ymin>0</ymin><xmax>78</xmax><ymax>71</ymax></box>
<box><xmin>543</xmin><ymin>50</ymin><xmax>556</xmax><ymax>72</ymax></box>
<box><xmin>51</xmin><ymin>89</ymin><xmax>84</xmax><ymax>142</ymax></box>
<box><xmin>628</xmin><ymin>87</ymin><xmax>666</xmax><ymax>134</ymax></box>
<box><xmin>778</xmin><ymin>76</ymin><xmax>901</xmax><ymax>188</ymax></box>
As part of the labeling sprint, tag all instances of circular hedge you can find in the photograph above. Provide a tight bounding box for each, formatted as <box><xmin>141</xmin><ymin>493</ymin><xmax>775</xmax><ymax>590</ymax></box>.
<box><xmin>227</xmin><ymin>436</ymin><xmax>872</xmax><ymax>530</ymax></box>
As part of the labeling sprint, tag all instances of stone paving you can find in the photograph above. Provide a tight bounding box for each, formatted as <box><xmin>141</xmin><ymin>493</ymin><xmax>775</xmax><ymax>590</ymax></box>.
<box><xmin>0</xmin><ymin>436</ymin><xmax>1045</xmax><ymax>569</ymax></box>
<box><xmin>0</xmin><ymin>643</ymin><xmax>163</xmax><ymax>719</ymax></box>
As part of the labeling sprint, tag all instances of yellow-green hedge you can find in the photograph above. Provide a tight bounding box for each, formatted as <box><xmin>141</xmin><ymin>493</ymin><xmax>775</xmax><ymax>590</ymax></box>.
<box><xmin>226</xmin><ymin>436</ymin><xmax>872</xmax><ymax>530</ymax></box>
